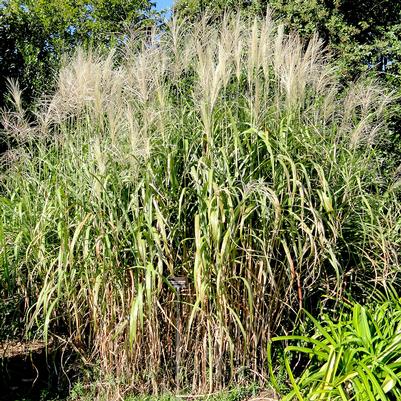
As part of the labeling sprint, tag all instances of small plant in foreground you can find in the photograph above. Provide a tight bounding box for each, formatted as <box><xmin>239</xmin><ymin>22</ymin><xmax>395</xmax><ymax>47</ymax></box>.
<box><xmin>268</xmin><ymin>291</ymin><xmax>401</xmax><ymax>400</ymax></box>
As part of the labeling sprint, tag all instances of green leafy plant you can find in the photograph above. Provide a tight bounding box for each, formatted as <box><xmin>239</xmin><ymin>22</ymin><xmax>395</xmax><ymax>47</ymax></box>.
<box><xmin>268</xmin><ymin>292</ymin><xmax>401</xmax><ymax>400</ymax></box>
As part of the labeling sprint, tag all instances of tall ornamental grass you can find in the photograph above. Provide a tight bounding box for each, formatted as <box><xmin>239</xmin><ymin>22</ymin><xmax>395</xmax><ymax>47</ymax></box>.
<box><xmin>1</xmin><ymin>13</ymin><xmax>400</xmax><ymax>396</ymax></box>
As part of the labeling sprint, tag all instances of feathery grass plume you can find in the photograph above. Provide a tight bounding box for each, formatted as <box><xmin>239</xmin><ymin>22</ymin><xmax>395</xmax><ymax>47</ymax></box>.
<box><xmin>0</xmin><ymin>11</ymin><xmax>400</xmax><ymax>397</ymax></box>
<box><xmin>1</xmin><ymin>79</ymin><xmax>33</xmax><ymax>144</ymax></box>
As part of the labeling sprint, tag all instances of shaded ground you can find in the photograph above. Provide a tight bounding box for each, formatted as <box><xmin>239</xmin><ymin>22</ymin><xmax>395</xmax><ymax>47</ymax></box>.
<box><xmin>0</xmin><ymin>340</ymin><xmax>71</xmax><ymax>401</ymax></box>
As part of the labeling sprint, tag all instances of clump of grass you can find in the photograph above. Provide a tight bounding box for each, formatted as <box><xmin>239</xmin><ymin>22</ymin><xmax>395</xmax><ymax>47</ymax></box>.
<box><xmin>0</xmin><ymin>12</ymin><xmax>400</xmax><ymax>397</ymax></box>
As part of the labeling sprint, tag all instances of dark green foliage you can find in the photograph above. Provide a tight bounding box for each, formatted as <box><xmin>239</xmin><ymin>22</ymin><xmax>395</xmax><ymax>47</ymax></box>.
<box><xmin>174</xmin><ymin>0</ymin><xmax>264</xmax><ymax>19</ymax></box>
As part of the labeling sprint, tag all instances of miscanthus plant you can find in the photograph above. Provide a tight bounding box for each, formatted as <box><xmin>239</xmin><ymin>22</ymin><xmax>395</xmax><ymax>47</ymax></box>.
<box><xmin>0</xmin><ymin>12</ymin><xmax>400</xmax><ymax>396</ymax></box>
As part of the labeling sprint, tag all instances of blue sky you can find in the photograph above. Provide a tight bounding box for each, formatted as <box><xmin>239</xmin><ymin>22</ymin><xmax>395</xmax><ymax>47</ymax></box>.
<box><xmin>155</xmin><ymin>0</ymin><xmax>174</xmax><ymax>10</ymax></box>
